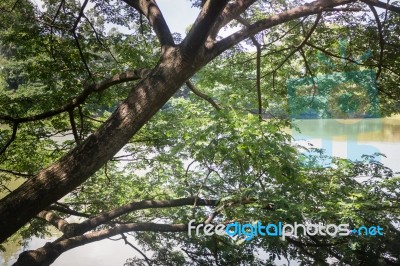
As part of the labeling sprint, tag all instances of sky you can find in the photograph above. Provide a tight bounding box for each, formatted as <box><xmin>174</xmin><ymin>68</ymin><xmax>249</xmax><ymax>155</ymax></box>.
<box><xmin>156</xmin><ymin>0</ymin><xmax>200</xmax><ymax>35</ymax></box>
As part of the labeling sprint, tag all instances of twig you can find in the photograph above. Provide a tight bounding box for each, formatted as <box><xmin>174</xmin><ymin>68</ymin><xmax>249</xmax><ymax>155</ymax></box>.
<box><xmin>70</xmin><ymin>0</ymin><xmax>92</xmax><ymax>78</ymax></box>
<box><xmin>0</xmin><ymin>168</ymin><xmax>33</xmax><ymax>178</ymax></box>
<box><xmin>299</xmin><ymin>48</ymin><xmax>318</xmax><ymax>106</ymax></box>
<box><xmin>49</xmin><ymin>203</ymin><xmax>91</xmax><ymax>218</ymax></box>
<box><xmin>368</xmin><ymin>4</ymin><xmax>384</xmax><ymax>80</ymax></box>
<box><xmin>68</xmin><ymin>109</ymin><xmax>81</xmax><ymax>145</ymax></box>
<box><xmin>121</xmin><ymin>233</ymin><xmax>152</xmax><ymax>266</ymax></box>
<box><xmin>0</xmin><ymin>69</ymin><xmax>147</xmax><ymax>123</ymax></box>
<box><xmin>49</xmin><ymin>0</ymin><xmax>65</xmax><ymax>59</ymax></box>
<box><xmin>186</xmin><ymin>81</ymin><xmax>221</xmax><ymax>111</ymax></box>
<box><xmin>71</xmin><ymin>0</ymin><xmax>89</xmax><ymax>32</ymax></box>
<box><xmin>236</xmin><ymin>15</ymin><xmax>263</xmax><ymax>121</ymax></box>
<box><xmin>0</xmin><ymin>184</ymin><xmax>12</xmax><ymax>193</ymax></box>
<box><xmin>78</xmin><ymin>105</ymin><xmax>84</xmax><ymax>140</ymax></box>
<box><xmin>261</xmin><ymin>12</ymin><xmax>322</xmax><ymax>79</ymax></box>
<box><xmin>0</xmin><ymin>122</ymin><xmax>18</xmax><ymax>155</ymax></box>
<box><xmin>83</xmin><ymin>14</ymin><xmax>119</xmax><ymax>64</ymax></box>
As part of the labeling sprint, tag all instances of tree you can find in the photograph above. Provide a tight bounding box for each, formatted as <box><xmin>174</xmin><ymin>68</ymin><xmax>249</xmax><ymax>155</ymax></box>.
<box><xmin>0</xmin><ymin>0</ymin><xmax>399</xmax><ymax>265</ymax></box>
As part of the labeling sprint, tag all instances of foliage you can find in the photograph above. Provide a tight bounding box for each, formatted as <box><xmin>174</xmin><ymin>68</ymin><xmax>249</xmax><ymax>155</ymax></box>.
<box><xmin>0</xmin><ymin>0</ymin><xmax>399</xmax><ymax>265</ymax></box>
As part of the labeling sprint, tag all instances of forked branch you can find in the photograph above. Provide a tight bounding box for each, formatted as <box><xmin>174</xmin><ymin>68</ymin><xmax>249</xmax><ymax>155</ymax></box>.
<box><xmin>183</xmin><ymin>0</ymin><xmax>230</xmax><ymax>53</ymax></box>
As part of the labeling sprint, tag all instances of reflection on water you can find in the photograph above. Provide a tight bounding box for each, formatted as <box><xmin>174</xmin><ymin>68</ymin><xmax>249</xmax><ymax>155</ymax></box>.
<box><xmin>291</xmin><ymin>116</ymin><xmax>400</xmax><ymax>142</ymax></box>
<box><xmin>290</xmin><ymin>116</ymin><xmax>400</xmax><ymax>172</ymax></box>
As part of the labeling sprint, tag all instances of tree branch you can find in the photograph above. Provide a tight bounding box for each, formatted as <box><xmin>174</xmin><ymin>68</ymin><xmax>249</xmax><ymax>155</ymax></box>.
<box><xmin>122</xmin><ymin>0</ymin><xmax>174</xmax><ymax>50</ymax></box>
<box><xmin>0</xmin><ymin>122</ymin><xmax>18</xmax><ymax>155</ymax></box>
<box><xmin>0</xmin><ymin>168</ymin><xmax>33</xmax><ymax>178</ymax></box>
<box><xmin>186</xmin><ymin>81</ymin><xmax>221</xmax><ymax>111</ymax></box>
<box><xmin>17</xmin><ymin>196</ymin><xmax>264</xmax><ymax>265</ymax></box>
<box><xmin>37</xmin><ymin>210</ymin><xmax>69</xmax><ymax>232</ymax></box>
<box><xmin>259</xmin><ymin>12</ymin><xmax>322</xmax><ymax>78</ymax></box>
<box><xmin>211</xmin><ymin>0</ymin><xmax>354</xmax><ymax>58</ymax></box>
<box><xmin>69</xmin><ymin>197</ymin><xmax>217</xmax><ymax>237</ymax></box>
<box><xmin>368</xmin><ymin>4</ymin><xmax>385</xmax><ymax>80</ymax></box>
<box><xmin>255</xmin><ymin>40</ymin><xmax>262</xmax><ymax>120</ymax></box>
<box><xmin>120</xmin><ymin>233</ymin><xmax>152</xmax><ymax>266</ymax></box>
<box><xmin>83</xmin><ymin>14</ymin><xmax>119</xmax><ymax>64</ymax></box>
<box><xmin>207</xmin><ymin>0</ymin><xmax>257</xmax><ymax>43</ymax></box>
<box><xmin>236</xmin><ymin>17</ymin><xmax>263</xmax><ymax>120</ymax></box>
<box><xmin>48</xmin><ymin>204</ymin><xmax>91</xmax><ymax>218</ymax></box>
<box><xmin>299</xmin><ymin>47</ymin><xmax>318</xmax><ymax>105</ymax></box>
<box><xmin>68</xmin><ymin>109</ymin><xmax>81</xmax><ymax>145</ymax></box>
<box><xmin>49</xmin><ymin>0</ymin><xmax>65</xmax><ymax>59</ymax></box>
<box><xmin>71</xmin><ymin>0</ymin><xmax>92</xmax><ymax>77</ymax></box>
<box><xmin>71</xmin><ymin>0</ymin><xmax>89</xmax><ymax>32</ymax></box>
<box><xmin>182</xmin><ymin>0</ymin><xmax>230</xmax><ymax>54</ymax></box>
<box><xmin>0</xmin><ymin>69</ymin><xmax>149</xmax><ymax>123</ymax></box>
<box><xmin>360</xmin><ymin>0</ymin><xmax>400</xmax><ymax>14</ymax></box>
<box><xmin>0</xmin><ymin>0</ymin><xmax>21</xmax><ymax>12</ymax></box>
<box><xmin>14</xmin><ymin>223</ymin><xmax>188</xmax><ymax>266</ymax></box>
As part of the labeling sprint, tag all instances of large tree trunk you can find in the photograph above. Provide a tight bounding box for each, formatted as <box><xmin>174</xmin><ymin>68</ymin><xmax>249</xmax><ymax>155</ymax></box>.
<box><xmin>0</xmin><ymin>46</ymin><xmax>199</xmax><ymax>243</ymax></box>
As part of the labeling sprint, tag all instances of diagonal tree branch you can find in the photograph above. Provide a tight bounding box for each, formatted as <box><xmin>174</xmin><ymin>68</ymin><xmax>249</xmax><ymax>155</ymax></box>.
<box><xmin>120</xmin><ymin>233</ymin><xmax>152</xmax><ymax>266</ymax></box>
<box><xmin>258</xmin><ymin>12</ymin><xmax>323</xmax><ymax>79</ymax></box>
<box><xmin>37</xmin><ymin>210</ymin><xmax>70</xmax><ymax>232</ymax></box>
<box><xmin>14</xmin><ymin>223</ymin><xmax>188</xmax><ymax>266</ymax></box>
<box><xmin>71</xmin><ymin>0</ymin><xmax>92</xmax><ymax>77</ymax></box>
<box><xmin>211</xmin><ymin>0</ymin><xmax>355</xmax><ymax>58</ymax></box>
<box><xmin>0</xmin><ymin>69</ymin><xmax>149</xmax><ymax>123</ymax></box>
<box><xmin>207</xmin><ymin>0</ymin><xmax>257</xmax><ymax>44</ymax></box>
<box><xmin>123</xmin><ymin>0</ymin><xmax>174</xmax><ymax>50</ymax></box>
<box><xmin>360</xmin><ymin>0</ymin><xmax>400</xmax><ymax>14</ymax></box>
<box><xmin>186</xmin><ymin>81</ymin><xmax>221</xmax><ymax>111</ymax></box>
<box><xmin>0</xmin><ymin>168</ymin><xmax>33</xmax><ymax>178</ymax></box>
<box><xmin>182</xmin><ymin>0</ymin><xmax>230</xmax><ymax>54</ymax></box>
<box><xmin>49</xmin><ymin>0</ymin><xmax>65</xmax><ymax>59</ymax></box>
<box><xmin>0</xmin><ymin>0</ymin><xmax>21</xmax><ymax>12</ymax></box>
<box><xmin>0</xmin><ymin>122</ymin><xmax>18</xmax><ymax>156</ymax></box>
<box><xmin>48</xmin><ymin>204</ymin><xmax>90</xmax><ymax>219</ymax></box>
<box><xmin>83</xmin><ymin>14</ymin><xmax>119</xmax><ymax>64</ymax></box>
<box><xmin>65</xmin><ymin>197</ymin><xmax>217</xmax><ymax>237</ymax></box>
<box><xmin>71</xmin><ymin>0</ymin><xmax>89</xmax><ymax>32</ymax></box>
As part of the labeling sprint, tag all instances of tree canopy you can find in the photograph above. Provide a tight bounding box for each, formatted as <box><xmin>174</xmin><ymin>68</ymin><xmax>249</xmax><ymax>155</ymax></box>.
<box><xmin>0</xmin><ymin>0</ymin><xmax>399</xmax><ymax>265</ymax></box>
